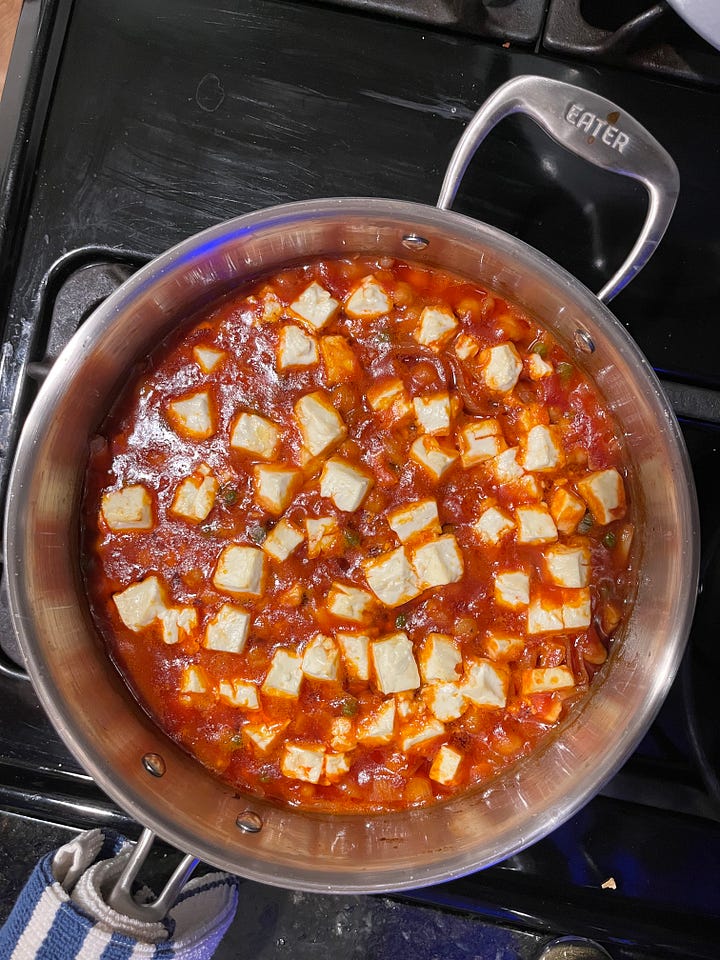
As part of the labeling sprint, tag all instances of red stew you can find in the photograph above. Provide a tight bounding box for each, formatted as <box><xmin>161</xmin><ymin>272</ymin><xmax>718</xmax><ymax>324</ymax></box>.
<box><xmin>83</xmin><ymin>256</ymin><xmax>634</xmax><ymax>813</ymax></box>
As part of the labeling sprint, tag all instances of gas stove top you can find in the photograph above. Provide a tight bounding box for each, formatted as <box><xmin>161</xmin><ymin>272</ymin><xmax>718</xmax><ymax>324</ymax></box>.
<box><xmin>1</xmin><ymin>1</ymin><xmax>719</xmax><ymax>957</ymax></box>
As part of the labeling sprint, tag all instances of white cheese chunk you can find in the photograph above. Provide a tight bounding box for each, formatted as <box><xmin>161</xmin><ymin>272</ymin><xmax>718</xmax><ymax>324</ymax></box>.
<box><xmin>320</xmin><ymin>335</ymin><xmax>359</xmax><ymax>385</ymax></box>
<box><xmin>320</xmin><ymin>457</ymin><xmax>373</xmax><ymax>512</ymax></box>
<box><xmin>413</xmin><ymin>392</ymin><xmax>453</xmax><ymax>436</ymax></box>
<box><xmin>454</xmin><ymin>333</ymin><xmax>479</xmax><ymax>361</ymax></box>
<box><xmin>372</xmin><ymin>632</ymin><xmax>421</xmax><ymax>694</ymax></box>
<box><xmin>516</xmin><ymin>505</ymin><xmax>558</xmax><ymax>545</ymax></box>
<box><xmin>230</xmin><ymin>412</ymin><xmax>281</xmax><ymax>460</ymax></box>
<box><xmin>337</xmin><ymin>632</ymin><xmax>370</xmax><ymax>681</ymax></box>
<box><xmin>113</xmin><ymin>576</ymin><xmax>166</xmax><ymax>632</ymax></box>
<box><xmin>168</xmin><ymin>391</ymin><xmax>215</xmax><ymax>439</ymax></box>
<box><xmin>170</xmin><ymin>470</ymin><xmax>218</xmax><ymax>523</ymax></box>
<box><xmin>213</xmin><ymin>545</ymin><xmax>265</xmax><ymax>597</ymax></box>
<box><xmin>253</xmin><ymin>464</ymin><xmax>302</xmax><ymax>514</ymax></box>
<box><xmin>494</xmin><ymin>570</ymin><xmax>530</xmax><ymax>610</ymax></box>
<box><xmin>323</xmin><ymin>752</ymin><xmax>350</xmax><ymax>782</ymax></box>
<box><xmin>419</xmin><ymin>633</ymin><xmax>462</xmax><ymax>683</ymax></box>
<box><xmin>522</xmin><ymin>425</ymin><xmax>562</xmax><ymax>473</ymax></box>
<box><xmin>218</xmin><ymin>679</ymin><xmax>259</xmax><ymax>710</ymax></box>
<box><xmin>326</xmin><ymin>582</ymin><xmax>374</xmax><ymax>624</ymax></box>
<box><xmin>102</xmin><ymin>485</ymin><xmax>153</xmax><ymax>531</ymax></box>
<box><xmin>424</xmin><ymin>683</ymin><xmax>466</xmax><ymax>723</ymax></box>
<box><xmin>358</xmin><ymin>698</ymin><xmax>396</xmax><ymax>744</ymax></box>
<box><xmin>480</xmin><ymin>342</ymin><xmax>522</xmax><ymax>393</ymax></box>
<box><xmin>473</xmin><ymin>505</ymin><xmax>515</xmax><ymax>545</ymax></box>
<box><xmin>289</xmin><ymin>281</ymin><xmax>339</xmax><ymax>331</ymax></box>
<box><xmin>462</xmin><ymin>658</ymin><xmax>508</xmax><ymax>708</ymax></box>
<box><xmin>203</xmin><ymin>604</ymin><xmax>251</xmax><ymax>654</ymax></box>
<box><xmin>410</xmin><ymin>436</ymin><xmax>458</xmax><ymax>480</ymax></box>
<box><xmin>344</xmin><ymin>275</ymin><xmax>392</xmax><ymax>319</ymax></box>
<box><xmin>363</xmin><ymin>546</ymin><xmax>421</xmax><ymax>607</ymax></box>
<box><xmin>387</xmin><ymin>498</ymin><xmax>440</xmax><ymax>544</ymax></box>
<box><xmin>302</xmin><ymin>633</ymin><xmax>340</xmax><ymax>682</ymax></box>
<box><xmin>244</xmin><ymin>721</ymin><xmax>289</xmax><ymax>753</ymax></box>
<box><xmin>306</xmin><ymin>516</ymin><xmax>340</xmax><ymax>558</ymax></box>
<box><xmin>159</xmin><ymin>606</ymin><xmax>197</xmax><ymax>645</ymax></box>
<box><xmin>415</xmin><ymin>305</ymin><xmax>458</xmax><ymax>348</ymax></box>
<box><xmin>491</xmin><ymin>446</ymin><xmax>524</xmax><ymax>482</ymax></box>
<box><xmin>562</xmin><ymin>588</ymin><xmax>592</xmax><ymax>630</ymax></box>
<box><xmin>527</xmin><ymin>352</ymin><xmax>554</xmax><ymax>380</ymax></box>
<box><xmin>400</xmin><ymin>718</ymin><xmax>445</xmax><ymax>752</ymax></box>
<box><xmin>262</xmin><ymin>649</ymin><xmax>303</xmax><ymax>697</ymax></box>
<box><xmin>366</xmin><ymin>377</ymin><xmax>412</xmax><ymax>421</ymax></box>
<box><xmin>257</xmin><ymin>287</ymin><xmax>284</xmax><ymax>323</ymax></box>
<box><xmin>294</xmin><ymin>391</ymin><xmax>346</xmax><ymax>457</ymax></box>
<box><xmin>429</xmin><ymin>744</ymin><xmax>463</xmax><ymax>786</ymax></box>
<box><xmin>262</xmin><ymin>517</ymin><xmax>304</xmax><ymax>563</ymax></box>
<box><xmin>527</xmin><ymin>595</ymin><xmax>564</xmax><ymax>634</ymax></box>
<box><xmin>330</xmin><ymin>717</ymin><xmax>356</xmax><ymax>753</ymax></box>
<box><xmin>521</xmin><ymin>666</ymin><xmax>576</xmax><ymax>696</ymax></box>
<box><xmin>180</xmin><ymin>665</ymin><xmax>207</xmax><ymax>695</ymax></box>
<box><xmin>193</xmin><ymin>345</ymin><xmax>225</xmax><ymax>373</ymax></box>
<box><xmin>577</xmin><ymin>468</ymin><xmax>626</xmax><ymax>525</ymax></box>
<box><xmin>458</xmin><ymin>419</ymin><xmax>506</xmax><ymax>467</ymax></box>
<box><xmin>549</xmin><ymin>485</ymin><xmax>587</xmax><ymax>534</ymax></box>
<box><xmin>277</xmin><ymin>324</ymin><xmax>319</xmax><ymax>370</ymax></box>
<box><xmin>544</xmin><ymin>544</ymin><xmax>590</xmax><ymax>588</ymax></box>
<box><xmin>410</xmin><ymin>534</ymin><xmax>464</xmax><ymax>590</ymax></box>
<box><xmin>484</xmin><ymin>631</ymin><xmax>525</xmax><ymax>661</ymax></box>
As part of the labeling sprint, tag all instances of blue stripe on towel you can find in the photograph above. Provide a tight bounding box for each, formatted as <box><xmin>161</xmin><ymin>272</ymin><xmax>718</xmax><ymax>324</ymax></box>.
<box><xmin>35</xmin><ymin>899</ymin><xmax>92</xmax><ymax>959</ymax></box>
<box><xmin>0</xmin><ymin>853</ymin><xmax>56</xmax><ymax>957</ymax></box>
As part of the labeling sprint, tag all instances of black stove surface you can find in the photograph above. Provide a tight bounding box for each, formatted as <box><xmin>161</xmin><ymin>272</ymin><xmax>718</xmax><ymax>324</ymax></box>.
<box><xmin>1</xmin><ymin>1</ymin><xmax>720</xmax><ymax>958</ymax></box>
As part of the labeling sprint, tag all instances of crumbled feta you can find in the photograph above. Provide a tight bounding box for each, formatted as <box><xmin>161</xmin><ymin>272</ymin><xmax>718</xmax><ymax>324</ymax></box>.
<box><xmin>490</xmin><ymin>446</ymin><xmax>524</xmax><ymax>482</ymax></box>
<box><xmin>213</xmin><ymin>544</ymin><xmax>265</xmax><ymax>596</ymax></box>
<box><xmin>167</xmin><ymin>391</ymin><xmax>215</xmax><ymax>439</ymax></box>
<box><xmin>180</xmin><ymin>665</ymin><xmax>208</xmax><ymax>695</ymax></box>
<box><xmin>410</xmin><ymin>534</ymin><xmax>464</xmax><ymax>590</ymax></box>
<box><xmin>230</xmin><ymin>411</ymin><xmax>281</xmax><ymax>459</ymax></box>
<box><xmin>527</xmin><ymin>352</ymin><xmax>554</xmax><ymax>380</ymax></box>
<box><xmin>549</xmin><ymin>485</ymin><xmax>586</xmax><ymax>534</ymax></box>
<box><xmin>419</xmin><ymin>633</ymin><xmax>462</xmax><ymax>683</ymax></box>
<box><xmin>326</xmin><ymin>582</ymin><xmax>374</xmax><ymax>624</ymax></box>
<box><xmin>170</xmin><ymin>470</ymin><xmax>218</xmax><ymax>523</ymax></box>
<box><xmin>262</xmin><ymin>649</ymin><xmax>303</xmax><ymax>697</ymax></box>
<box><xmin>400</xmin><ymin>718</ymin><xmax>445</xmax><ymax>752</ymax></box>
<box><xmin>415</xmin><ymin>305</ymin><xmax>458</xmax><ymax>348</ymax></box>
<box><xmin>483</xmin><ymin>631</ymin><xmax>524</xmax><ymax>661</ymax></box>
<box><xmin>320</xmin><ymin>335</ymin><xmax>359</xmax><ymax>385</ymax></box>
<box><xmin>277</xmin><ymin>324</ymin><xmax>319</xmax><ymax>370</ymax></box>
<box><xmin>253</xmin><ymin>464</ymin><xmax>302</xmax><ymax>514</ymax></box>
<box><xmin>218</xmin><ymin>679</ymin><xmax>259</xmax><ymax>710</ymax></box>
<box><xmin>577</xmin><ymin>468</ymin><xmax>626</xmax><ymax>526</ymax></box>
<box><xmin>544</xmin><ymin>544</ymin><xmax>590</xmax><ymax>589</ymax></box>
<box><xmin>527</xmin><ymin>593</ymin><xmax>565</xmax><ymax>634</ymax></box>
<box><xmin>330</xmin><ymin>717</ymin><xmax>356</xmax><ymax>753</ymax></box>
<box><xmin>429</xmin><ymin>744</ymin><xmax>463</xmax><ymax>786</ymax></box>
<box><xmin>193</xmin><ymin>345</ymin><xmax>225</xmax><ymax>373</ymax></box>
<box><xmin>409</xmin><ymin>436</ymin><xmax>458</xmax><ymax>480</ymax></box>
<box><xmin>423</xmin><ymin>682</ymin><xmax>466</xmax><ymax>723</ymax></box>
<box><xmin>302</xmin><ymin>633</ymin><xmax>340</xmax><ymax>682</ymax></box>
<box><xmin>294</xmin><ymin>391</ymin><xmax>346</xmax><ymax>457</ymax></box>
<box><xmin>281</xmin><ymin>743</ymin><xmax>326</xmax><ymax>783</ymax></box>
<box><xmin>203</xmin><ymin>604</ymin><xmax>251</xmax><ymax>654</ymax></box>
<box><xmin>413</xmin><ymin>393</ymin><xmax>453</xmax><ymax>436</ymax></box>
<box><xmin>337</xmin><ymin>631</ymin><xmax>370</xmax><ymax>681</ymax></box>
<box><xmin>473</xmin><ymin>505</ymin><xmax>515</xmax><ymax>545</ymax></box>
<box><xmin>262</xmin><ymin>517</ymin><xmax>304</xmax><ymax>563</ymax></box>
<box><xmin>320</xmin><ymin>457</ymin><xmax>373</xmax><ymax>512</ymax></box>
<box><xmin>480</xmin><ymin>342</ymin><xmax>522</xmax><ymax>393</ymax></box>
<box><xmin>306</xmin><ymin>516</ymin><xmax>340</xmax><ymax>558</ymax></box>
<box><xmin>323</xmin><ymin>752</ymin><xmax>351</xmax><ymax>781</ymax></box>
<box><xmin>387</xmin><ymin>498</ymin><xmax>440</xmax><ymax>544</ymax></box>
<box><xmin>454</xmin><ymin>332</ymin><xmax>480</xmax><ymax>361</ymax></box>
<box><xmin>257</xmin><ymin>287</ymin><xmax>284</xmax><ymax>323</ymax></box>
<box><xmin>371</xmin><ymin>632</ymin><xmax>421</xmax><ymax>694</ymax></box>
<box><xmin>494</xmin><ymin>570</ymin><xmax>530</xmax><ymax>609</ymax></box>
<box><xmin>522</xmin><ymin>425</ymin><xmax>562</xmax><ymax>473</ymax></box>
<box><xmin>244</xmin><ymin>721</ymin><xmax>289</xmax><ymax>753</ymax></box>
<box><xmin>521</xmin><ymin>666</ymin><xmax>575</xmax><ymax>695</ymax></box>
<box><xmin>366</xmin><ymin>377</ymin><xmax>412</xmax><ymax>421</ymax></box>
<box><xmin>363</xmin><ymin>546</ymin><xmax>421</xmax><ymax>607</ymax></box>
<box><xmin>102</xmin><ymin>485</ymin><xmax>153</xmax><ymax>531</ymax></box>
<box><xmin>289</xmin><ymin>281</ymin><xmax>339</xmax><ymax>331</ymax></box>
<box><xmin>358</xmin><ymin>699</ymin><xmax>396</xmax><ymax>744</ymax></box>
<box><xmin>113</xmin><ymin>576</ymin><xmax>166</xmax><ymax>632</ymax></box>
<box><xmin>462</xmin><ymin>658</ymin><xmax>508</xmax><ymax>708</ymax></box>
<box><xmin>159</xmin><ymin>606</ymin><xmax>197</xmax><ymax>645</ymax></box>
<box><xmin>515</xmin><ymin>504</ymin><xmax>558</xmax><ymax>545</ymax></box>
<box><xmin>562</xmin><ymin>588</ymin><xmax>592</xmax><ymax>630</ymax></box>
<box><xmin>458</xmin><ymin>419</ymin><xmax>506</xmax><ymax>467</ymax></box>
<box><xmin>344</xmin><ymin>275</ymin><xmax>392</xmax><ymax>318</ymax></box>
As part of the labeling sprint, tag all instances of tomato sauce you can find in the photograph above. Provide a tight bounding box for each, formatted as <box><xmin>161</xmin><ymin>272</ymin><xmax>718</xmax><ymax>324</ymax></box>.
<box><xmin>82</xmin><ymin>255</ymin><xmax>634</xmax><ymax>813</ymax></box>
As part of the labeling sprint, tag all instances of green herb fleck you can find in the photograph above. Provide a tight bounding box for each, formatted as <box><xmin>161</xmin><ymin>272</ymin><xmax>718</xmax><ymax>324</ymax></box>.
<box><xmin>530</xmin><ymin>341</ymin><xmax>549</xmax><ymax>358</ymax></box>
<box><xmin>578</xmin><ymin>512</ymin><xmax>594</xmax><ymax>534</ymax></box>
<box><xmin>603</xmin><ymin>531</ymin><xmax>617</xmax><ymax>549</ymax></box>
<box><xmin>248</xmin><ymin>524</ymin><xmax>267</xmax><ymax>544</ymax></box>
<box><xmin>221</xmin><ymin>485</ymin><xmax>239</xmax><ymax>506</ymax></box>
<box><xmin>341</xmin><ymin>697</ymin><xmax>359</xmax><ymax>717</ymax></box>
<box><xmin>557</xmin><ymin>361</ymin><xmax>574</xmax><ymax>382</ymax></box>
<box><xmin>395</xmin><ymin>613</ymin><xmax>407</xmax><ymax>629</ymax></box>
<box><xmin>344</xmin><ymin>529</ymin><xmax>361</xmax><ymax>548</ymax></box>
<box><xmin>377</xmin><ymin>330</ymin><xmax>392</xmax><ymax>344</ymax></box>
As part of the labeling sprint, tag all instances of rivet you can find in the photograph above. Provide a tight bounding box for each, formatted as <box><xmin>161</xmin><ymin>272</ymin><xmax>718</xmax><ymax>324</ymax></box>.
<box><xmin>401</xmin><ymin>234</ymin><xmax>430</xmax><ymax>251</ymax></box>
<box><xmin>236</xmin><ymin>810</ymin><xmax>263</xmax><ymax>833</ymax></box>
<box><xmin>142</xmin><ymin>753</ymin><xmax>166</xmax><ymax>777</ymax></box>
<box><xmin>574</xmin><ymin>328</ymin><xmax>595</xmax><ymax>354</ymax></box>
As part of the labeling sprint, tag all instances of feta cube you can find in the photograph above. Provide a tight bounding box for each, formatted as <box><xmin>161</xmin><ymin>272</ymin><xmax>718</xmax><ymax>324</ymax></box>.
<box><xmin>429</xmin><ymin>744</ymin><xmax>463</xmax><ymax>786</ymax></box>
<box><xmin>483</xmin><ymin>631</ymin><xmax>525</xmax><ymax>661</ymax></box>
<box><xmin>170</xmin><ymin>470</ymin><xmax>218</xmax><ymax>523</ymax></box>
<box><xmin>320</xmin><ymin>457</ymin><xmax>373</xmax><ymax>512</ymax></box>
<box><xmin>276</xmin><ymin>324</ymin><xmax>319</xmax><ymax>370</ymax></box>
<box><xmin>262</xmin><ymin>648</ymin><xmax>303</xmax><ymax>697</ymax></box>
<box><xmin>344</xmin><ymin>275</ymin><xmax>392</xmax><ymax>318</ymax></box>
<box><xmin>562</xmin><ymin>588</ymin><xmax>592</xmax><ymax>630</ymax></box>
<box><xmin>473</xmin><ymin>505</ymin><xmax>515</xmax><ymax>545</ymax></box>
<box><xmin>337</xmin><ymin>631</ymin><xmax>370</xmax><ymax>681</ymax></box>
<box><xmin>218</xmin><ymin>679</ymin><xmax>259</xmax><ymax>710</ymax></box>
<box><xmin>262</xmin><ymin>517</ymin><xmax>304</xmax><ymax>563</ymax></box>
<box><xmin>330</xmin><ymin>717</ymin><xmax>356</xmax><ymax>753</ymax></box>
<box><xmin>302</xmin><ymin>633</ymin><xmax>340</xmax><ymax>682</ymax></box>
<box><xmin>410</xmin><ymin>436</ymin><xmax>458</xmax><ymax>480</ymax></box>
<box><xmin>490</xmin><ymin>446</ymin><xmax>524</xmax><ymax>482</ymax></box>
<box><xmin>415</xmin><ymin>305</ymin><xmax>458</xmax><ymax>348</ymax></box>
<box><xmin>193</xmin><ymin>345</ymin><xmax>225</xmax><ymax>373</ymax></box>
<box><xmin>363</xmin><ymin>546</ymin><xmax>421</xmax><ymax>607</ymax></box>
<box><xmin>213</xmin><ymin>545</ymin><xmax>265</xmax><ymax>597</ymax></box>
<box><xmin>306</xmin><ymin>516</ymin><xmax>341</xmax><ymax>558</ymax></box>
<box><xmin>521</xmin><ymin>666</ymin><xmax>575</xmax><ymax>695</ymax></box>
<box><xmin>410</xmin><ymin>535</ymin><xmax>464</xmax><ymax>590</ymax></box>
<box><xmin>458</xmin><ymin>419</ymin><xmax>506</xmax><ymax>467</ymax></box>
<box><xmin>515</xmin><ymin>505</ymin><xmax>558</xmax><ymax>545</ymax></box>
<box><xmin>494</xmin><ymin>570</ymin><xmax>530</xmax><ymax>610</ymax></box>
<box><xmin>366</xmin><ymin>377</ymin><xmax>412</xmax><ymax>421</ymax></box>
<box><xmin>294</xmin><ymin>391</ymin><xmax>346</xmax><ymax>457</ymax></box>
<box><xmin>253</xmin><ymin>464</ymin><xmax>302</xmax><ymax>514</ymax></box>
<box><xmin>230</xmin><ymin>411</ymin><xmax>281</xmax><ymax>459</ymax></box>
<box><xmin>413</xmin><ymin>392</ymin><xmax>453</xmax><ymax>436</ymax></box>
<box><xmin>326</xmin><ymin>582</ymin><xmax>374</xmax><ymax>624</ymax></box>
<box><xmin>544</xmin><ymin>544</ymin><xmax>590</xmax><ymax>588</ymax></box>
<box><xmin>323</xmin><ymin>752</ymin><xmax>350</xmax><ymax>781</ymax></box>
<box><xmin>159</xmin><ymin>606</ymin><xmax>198</xmax><ymax>645</ymax></box>
<box><xmin>372</xmin><ymin>632</ymin><xmax>421</xmax><ymax>694</ymax></box>
<box><xmin>400</xmin><ymin>718</ymin><xmax>445</xmax><ymax>752</ymax></box>
<box><xmin>577</xmin><ymin>468</ymin><xmax>626</xmax><ymax>525</ymax></box>
<box><xmin>289</xmin><ymin>281</ymin><xmax>339</xmax><ymax>331</ymax></box>
<box><xmin>462</xmin><ymin>658</ymin><xmax>508</xmax><ymax>708</ymax></box>
<box><xmin>180</xmin><ymin>665</ymin><xmax>208</xmax><ymax>695</ymax></box>
<box><xmin>320</xmin><ymin>335</ymin><xmax>359</xmax><ymax>385</ymax></box>
<box><xmin>357</xmin><ymin>698</ymin><xmax>396</xmax><ymax>744</ymax></box>
<box><xmin>549</xmin><ymin>485</ymin><xmax>586</xmax><ymax>535</ymax></box>
<box><xmin>244</xmin><ymin>721</ymin><xmax>289</xmax><ymax>753</ymax></box>
<box><xmin>527</xmin><ymin>352</ymin><xmax>554</xmax><ymax>380</ymax></box>
<box><xmin>113</xmin><ymin>576</ymin><xmax>166</xmax><ymax>632</ymax></box>
<box><xmin>423</xmin><ymin>683</ymin><xmax>466</xmax><ymax>723</ymax></box>
<box><xmin>203</xmin><ymin>604</ymin><xmax>251</xmax><ymax>654</ymax></box>
<box><xmin>479</xmin><ymin>343</ymin><xmax>522</xmax><ymax>393</ymax></box>
<box><xmin>527</xmin><ymin>595</ymin><xmax>564</xmax><ymax>634</ymax></box>
<box><xmin>387</xmin><ymin>498</ymin><xmax>440</xmax><ymax>544</ymax></box>
<box><xmin>167</xmin><ymin>391</ymin><xmax>215</xmax><ymax>439</ymax></box>
<box><xmin>102</xmin><ymin>485</ymin><xmax>153</xmax><ymax>531</ymax></box>
<box><xmin>419</xmin><ymin>633</ymin><xmax>462</xmax><ymax>682</ymax></box>
<box><xmin>522</xmin><ymin>425</ymin><xmax>562</xmax><ymax>473</ymax></box>
<box><xmin>256</xmin><ymin>287</ymin><xmax>284</xmax><ymax>323</ymax></box>
<box><xmin>454</xmin><ymin>333</ymin><xmax>480</xmax><ymax>361</ymax></box>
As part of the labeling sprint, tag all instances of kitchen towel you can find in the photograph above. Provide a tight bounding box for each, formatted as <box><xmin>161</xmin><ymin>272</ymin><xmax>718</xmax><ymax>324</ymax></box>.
<box><xmin>0</xmin><ymin>828</ymin><xmax>239</xmax><ymax>959</ymax></box>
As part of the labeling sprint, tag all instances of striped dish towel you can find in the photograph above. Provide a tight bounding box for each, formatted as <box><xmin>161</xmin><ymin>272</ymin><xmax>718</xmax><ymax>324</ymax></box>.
<box><xmin>0</xmin><ymin>829</ymin><xmax>239</xmax><ymax>959</ymax></box>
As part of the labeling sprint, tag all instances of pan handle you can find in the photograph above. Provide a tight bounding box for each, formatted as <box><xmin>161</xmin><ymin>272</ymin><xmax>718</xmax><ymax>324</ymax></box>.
<box><xmin>436</xmin><ymin>75</ymin><xmax>679</xmax><ymax>304</ymax></box>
